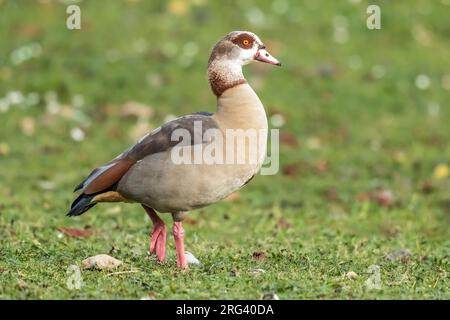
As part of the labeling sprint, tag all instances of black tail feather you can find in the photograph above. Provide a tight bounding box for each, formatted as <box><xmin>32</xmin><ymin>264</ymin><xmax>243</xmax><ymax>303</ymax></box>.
<box><xmin>67</xmin><ymin>193</ymin><xmax>96</xmax><ymax>217</ymax></box>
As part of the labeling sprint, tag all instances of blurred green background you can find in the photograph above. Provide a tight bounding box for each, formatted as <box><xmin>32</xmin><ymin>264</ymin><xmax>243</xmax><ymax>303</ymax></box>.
<box><xmin>0</xmin><ymin>0</ymin><xmax>449</xmax><ymax>299</ymax></box>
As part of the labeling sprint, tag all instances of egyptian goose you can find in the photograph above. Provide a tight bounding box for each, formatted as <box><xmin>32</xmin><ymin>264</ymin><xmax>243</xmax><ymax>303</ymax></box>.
<box><xmin>68</xmin><ymin>31</ymin><xmax>281</xmax><ymax>269</ymax></box>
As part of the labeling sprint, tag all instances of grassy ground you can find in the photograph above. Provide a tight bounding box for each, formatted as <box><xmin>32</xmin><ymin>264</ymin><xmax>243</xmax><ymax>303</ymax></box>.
<box><xmin>0</xmin><ymin>0</ymin><xmax>449</xmax><ymax>299</ymax></box>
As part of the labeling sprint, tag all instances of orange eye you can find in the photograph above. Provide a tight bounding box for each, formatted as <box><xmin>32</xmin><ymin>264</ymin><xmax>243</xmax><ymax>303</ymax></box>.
<box><xmin>242</xmin><ymin>39</ymin><xmax>249</xmax><ymax>46</ymax></box>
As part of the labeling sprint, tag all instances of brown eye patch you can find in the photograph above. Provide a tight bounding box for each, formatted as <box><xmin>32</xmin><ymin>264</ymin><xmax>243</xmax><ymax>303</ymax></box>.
<box><xmin>232</xmin><ymin>33</ymin><xmax>254</xmax><ymax>49</ymax></box>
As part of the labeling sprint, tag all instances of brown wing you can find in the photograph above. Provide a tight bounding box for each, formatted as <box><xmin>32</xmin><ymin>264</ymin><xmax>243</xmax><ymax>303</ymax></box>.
<box><xmin>74</xmin><ymin>112</ymin><xmax>217</xmax><ymax>195</ymax></box>
<box><xmin>83</xmin><ymin>159</ymin><xmax>135</xmax><ymax>194</ymax></box>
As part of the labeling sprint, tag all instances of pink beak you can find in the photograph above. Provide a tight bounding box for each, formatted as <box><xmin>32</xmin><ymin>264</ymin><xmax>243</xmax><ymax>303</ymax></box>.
<box><xmin>254</xmin><ymin>48</ymin><xmax>281</xmax><ymax>66</ymax></box>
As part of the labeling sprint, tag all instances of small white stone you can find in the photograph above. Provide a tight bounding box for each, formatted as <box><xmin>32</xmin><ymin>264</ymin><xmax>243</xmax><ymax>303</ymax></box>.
<box><xmin>10</xmin><ymin>43</ymin><xmax>41</xmax><ymax>65</ymax></box>
<box><xmin>38</xmin><ymin>180</ymin><xmax>56</xmax><ymax>190</ymax></box>
<box><xmin>7</xmin><ymin>91</ymin><xmax>24</xmax><ymax>105</ymax></box>
<box><xmin>185</xmin><ymin>251</ymin><xmax>202</xmax><ymax>267</ymax></box>
<box><xmin>371</xmin><ymin>65</ymin><xmax>386</xmax><ymax>79</ymax></box>
<box><xmin>270</xmin><ymin>114</ymin><xmax>285</xmax><ymax>128</ymax></box>
<box><xmin>415</xmin><ymin>74</ymin><xmax>431</xmax><ymax>90</ymax></box>
<box><xmin>250</xmin><ymin>268</ymin><xmax>266</xmax><ymax>274</ymax></box>
<box><xmin>262</xmin><ymin>293</ymin><xmax>280</xmax><ymax>300</ymax></box>
<box><xmin>70</xmin><ymin>127</ymin><xmax>85</xmax><ymax>142</ymax></box>
<box><xmin>82</xmin><ymin>254</ymin><xmax>123</xmax><ymax>270</ymax></box>
<box><xmin>0</xmin><ymin>98</ymin><xmax>10</xmax><ymax>113</ymax></box>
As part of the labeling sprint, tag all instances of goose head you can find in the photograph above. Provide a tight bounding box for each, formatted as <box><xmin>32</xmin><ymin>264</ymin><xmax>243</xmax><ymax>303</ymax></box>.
<box><xmin>208</xmin><ymin>31</ymin><xmax>281</xmax><ymax>96</ymax></box>
<box><xmin>208</xmin><ymin>31</ymin><xmax>281</xmax><ymax>67</ymax></box>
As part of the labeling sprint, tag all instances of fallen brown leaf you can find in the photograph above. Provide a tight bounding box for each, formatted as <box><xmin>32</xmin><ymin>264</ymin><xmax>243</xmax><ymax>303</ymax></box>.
<box><xmin>321</xmin><ymin>91</ymin><xmax>334</xmax><ymax>102</ymax></box>
<box><xmin>57</xmin><ymin>227</ymin><xmax>93</xmax><ymax>238</ymax></box>
<box><xmin>356</xmin><ymin>189</ymin><xmax>396</xmax><ymax>208</ymax></box>
<box><xmin>252</xmin><ymin>251</ymin><xmax>267</xmax><ymax>262</ymax></box>
<box><xmin>322</xmin><ymin>188</ymin><xmax>341</xmax><ymax>202</ymax></box>
<box><xmin>420</xmin><ymin>180</ymin><xmax>434</xmax><ymax>194</ymax></box>
<box><xmin>440</xmin><ymin>200</ymin><xmax>450</xmax><ymax>214</ymax></box>
<box><xmin>147</xmin><ymin>291</ymin><xmax>157</xmax><ymax>299</ymax></box>
<box><xmin>276</xmin><ymin>217</ymin><xmax>292</xmax><ymax>230</ymax></box>
<box><xmin>355</xmin><ymin>192</ymin><xmax>371</xmax><ymax>202</ymax></box>
<box><xmin>379</xmin><ymin>223</ymin><xmax>399</xmax><ymax>239</ymax></box>
<box><xmin>16</xmin><ymin>24</ymin><xmax>43</xmax><ymax>37</ymax></box>
<box><xmin>107</xmin><ymin>126</ymin><xmax>124</xmax><ymax>139</ymax></box>
<box><xmin>372</xmin><ymin>189</ymin><xmax>395</xmax><ymax>208</ymax></box>
<box><xmin>280</xmin><ymin>132</ymin><xmax>299</xmax><ymax>148</ymax></box>
<box><xmin>282</xmin><ymin>162</ymin><xmax>300</xmax><ymax>177</ymax></box>
<box><xmin>328</xmin><ymin>127</ymin><xmax>350</xmax><ymax>143</ymax></box>
<box><xmin>312</xmin><ymin>160</ymin><xmax>329</xmax><ymax>173</ymax></box>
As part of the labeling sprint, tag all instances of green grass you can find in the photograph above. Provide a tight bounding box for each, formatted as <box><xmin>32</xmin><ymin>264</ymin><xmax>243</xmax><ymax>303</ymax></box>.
<box><xmin>0</xmin><ymin>0</ymin><xmax>449</xmax><ymax>299</ymax></box>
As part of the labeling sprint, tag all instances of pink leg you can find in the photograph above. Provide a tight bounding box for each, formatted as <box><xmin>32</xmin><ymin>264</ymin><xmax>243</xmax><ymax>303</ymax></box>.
<box><xmin>173</xmin><ymin>221</ymin><xmax>187</xmax><ymax>269</ymax></box>
<box><xmin>142</xmin><ymin>205</ymin><xmax>166</xmax><ymax>263</ymax></box>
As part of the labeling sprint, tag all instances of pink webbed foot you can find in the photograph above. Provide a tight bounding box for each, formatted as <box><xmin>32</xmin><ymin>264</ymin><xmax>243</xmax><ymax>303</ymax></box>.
<box><xmin>150</xmin><ymin>221</ymin><xmax>167</xmax><ymax>262</ymax></box>
<box><xmin>173</xmin><ymin>220</ymin><xmax>187</xmax><ymax>269</ymax></box>
<box><xmin>143</xmin><ymin>205</ymin><xmax>167</xmax><ymax>263</ymax></box>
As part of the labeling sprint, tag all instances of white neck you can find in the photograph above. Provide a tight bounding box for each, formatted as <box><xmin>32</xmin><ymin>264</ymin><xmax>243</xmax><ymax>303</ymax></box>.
<box><xmin>208</xmin><ymin>59</ymin><xmax>247</xmax><ymax>97</ymax></box>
